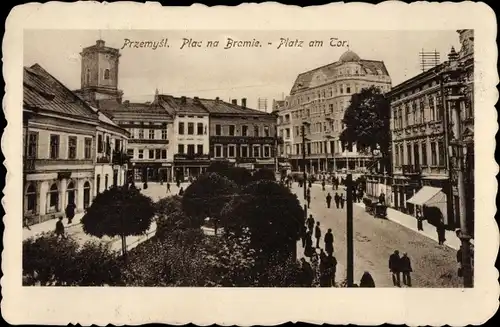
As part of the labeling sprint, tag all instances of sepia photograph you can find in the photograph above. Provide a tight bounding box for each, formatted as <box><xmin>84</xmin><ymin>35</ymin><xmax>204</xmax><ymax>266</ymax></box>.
<box><xmin>2</xmin><ymin>2</ymin><xmax>498</xmax><ymax>325</ymax></box>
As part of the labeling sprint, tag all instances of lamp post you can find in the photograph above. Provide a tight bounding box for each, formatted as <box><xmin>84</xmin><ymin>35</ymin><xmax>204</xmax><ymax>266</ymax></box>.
<box><xmin>301</xmin><ymin>122</ymin><xmax>310</xmax><ymax>200</ymax></box>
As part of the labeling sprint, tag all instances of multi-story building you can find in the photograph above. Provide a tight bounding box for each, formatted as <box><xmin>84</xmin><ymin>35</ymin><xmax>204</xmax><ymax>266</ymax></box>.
<box><xmin>157</xmin><ymin>95</ymin><xmax>211</xmax><ymax>181</ymax></box>
<box><xmin>23</xmin><ymin>64</ymin><xmax>99</xmax><ymax>226</ymax></box>
<box><xmin>282</xmin><ymin>50</ymin><xmax>392</xmax><ymax>176</ymax></box>
<box><xmin>200</xmin><ymin>98</ymin><xmax>278</xmax><ymax>171</ymax></box>
<box><xmin>387</xmin><ymin>29</ymin><xmax>474</xmax><ymax>231</ymax></box>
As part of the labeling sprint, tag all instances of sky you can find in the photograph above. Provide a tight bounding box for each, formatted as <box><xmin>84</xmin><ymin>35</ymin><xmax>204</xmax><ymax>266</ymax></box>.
<box><xmin>24</xmin><ymin>30</ymin><xmax>461</xmax><ymax>110</ymax></box>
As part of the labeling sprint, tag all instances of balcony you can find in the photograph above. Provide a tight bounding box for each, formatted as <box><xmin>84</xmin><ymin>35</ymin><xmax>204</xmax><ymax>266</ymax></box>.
<box><xmin>96</xmin><ymin>155</ymin><xmax>111</xmax><ymax>164</ymax></box>
<box><xmin>402</xmin><ymin>164</ymin><xmax>421</xmax><ymax>176</ymax></box>
<box><xmin>24</xmin><ymin>158</ymin><xmax>36</xmax><ymax>172</ymax></box>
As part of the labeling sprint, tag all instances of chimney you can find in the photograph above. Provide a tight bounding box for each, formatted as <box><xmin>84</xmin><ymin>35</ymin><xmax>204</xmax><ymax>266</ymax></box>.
<box><xmin>241</xmin><ymin>98</ymin><xmax>247</xmax><ymax>108</ymax></box>
<box><xmin>123</xmin><ymin>100</ymin><xmax>130</xmax><ymax>107</ymax></box>
<box><xmin>181</xmin><ymin>96</ymin><xmax>186</xmax><ymax>104</ymax></box>
<box><xmin>215</xmin><ymin>97</ymin><xmax>220</xmax><ymax>102</ymax></box>
<box><xmin>96</xmin><ymin>40</ymin><xmax>105</xmax><ymax>47</ymax></box>
<box><xmin>231</xmin><ymin>99</ymin><xmax>237</xmax><ymax>105</ymax></box>
<box><xmin>194</xmin><ymin>96</ymin><xmax>200</xmax><ymax>103</ymax></box>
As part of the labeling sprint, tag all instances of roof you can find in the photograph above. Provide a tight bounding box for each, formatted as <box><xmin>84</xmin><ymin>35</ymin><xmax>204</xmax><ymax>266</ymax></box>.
<box><xmin>23</xmin><ymin>64</ymin><xmax>99</xmax><ymax>122</ymax></box>
<box><xmin>198</xmin><ymin>98</ymin><xmax>270</xmax><ymax>116</ymax></box>
<box><xmin>290</xmin><ymin>51</ymin><xmax>390</xmax><ymax>94</ymax></box>
<box><xmin>157</xmin><ymin>95</ymin><xmax>208</xmax><ymax>115</ymax></box>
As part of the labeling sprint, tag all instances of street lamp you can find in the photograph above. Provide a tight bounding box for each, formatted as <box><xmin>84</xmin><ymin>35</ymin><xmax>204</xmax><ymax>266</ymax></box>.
<box><xmin>301</xmin><ymin>122</ymin><xmax>310</xmax><ymax>200</ymax></box>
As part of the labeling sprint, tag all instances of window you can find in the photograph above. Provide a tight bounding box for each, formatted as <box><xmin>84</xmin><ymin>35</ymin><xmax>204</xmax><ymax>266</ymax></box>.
<box><xmin>149</xmin><ymin>149</ymin><xmax>155</xmax><ymax>159</ymax></box>
<box><xmin>407</xmin><ymin>143</ymin><xmax>412</xmax><ymax>165</ymax></box>
<box><xmin>195</xmin><ymin>122</ymin><xmax>203</xmax><ymax>135</ymax></box>
<box><xmin>346</xmin><ymin>84</ymin><xmax>351</xmax><ymax>93</ymax></box>
<box><xmin>188</xmin><ymin>122</ymin><xmax>194</xmax><ymax>135</ymax></box>
<box><xmin>161</xmin><ymin>129</ymin><xmax>168</xmax><ymax>140</ymax></box>
<box><xmin>419</xmin><ymin>98</ymin><xmax>425</xmax><ymax>123</ymax></box>
<box><xmin>197</xmin><ymin>144</ymin><xmax>203</xmax><ymax>154</ymax></box>
<box><xmin>438</xmin><ymin>141</ymin><xmax>445</xmax><ymax>166</ymax></box>
<box><xmin>187</xmin><ymin>144</ymin><xmax>195</xmax><ymax>156</ymax></box>
<box><xmin>68</xmin><ymin>136</ymin><xmax>77</xmax><ymax>159</ymax></box>
<box><xmin>421</xmin><ymin>142</ymin><xmax>427</xmax><ymax>166</ymax></box>
<box><xmin>395</xmin><ymin>145</ymin><xmax>400</xmax><ymax>166</ymax></box>
<box><xmin>254</xmin><ymin>126</ymin><xmax>259</xmax><ymax>137</ymax></box>
<box><xmin>429</xmin><ymin>96</ymin><xmax>436</xmax><ymax>121</ymax></box>
<box><xmin>228</xmin><ymin>145</ymin><xmax>235</xmax><ymax>158</ymax></box>
<box><xmin>215</xmin><ymin>145</ymin><xmax>222</xmax><ymax>158</ymax></box>
<box><xmin>404</xmin><ymin>104</ymin><xmax>410</xmax><ymax>127</ymax></box>
<box><xmin>50</xmin><ymin>134</ymin><xmax>60</xmax><ymax>159</ymax></box>
<box><xmin>253</xmin><ymin>145</ymin><xmax>260</xmax><ymax>158</ymax></box>
<box><xmin>104</xmin><ymin>69</ymin><xmax>110</xmax><ymax>80</ymax></box>
<box><xmin>97</xmin><ymin>134</ymin><xmax>103</xmax><ymax>153</ymax></box>
<box><xmin>264</xmin><ymin>126</ymin><xmax>270</xmax><ymax>137</ymax></box>
<box><xmin>242</xmin><ymin>125</ymin><xmax>248</xmax><ymax>136</ymax></box>
<box><xmin>264</xmin><ymin>145</ymin><xmax>270</xmax><ymax>157</ymax></box>
<box><xmin>178</xmin><ymin>144</ymin><xmax>185</xmax><ymax>154</ymax></box>
<box><xmin>138</xmin><ymin>129</ymin><xmax>144</xmax><ymax>139</ymax></box>
<box><xmin>161</xmin><ymin>150</ymin><xmax>167</xmax><ymax>159</ymax></box>
<box><xmin>86</xmin><ymin>69</ymin><xmax>91</xmax><ymax>85</ymax></box>
<box><xmin>49</xmin><ymin>183</ymin><xmax>58</xmax><ymax>211</ymax></box>
<box><xmin>27</xmin><ymin>132</ymin><xmax>38</xmax><ymax>158</ymax></box>
<box><xmin>127</xmin><ymin>149</ymin><xmax>134</xmax><ymax>158</ymax></box>
<box><xmin>178</xmin><ymin>122</ymin><xmax>185</xmax><ymax>135</ymax></box>
<box><xmin>138</xmin><ymin>149</ymin><xmax>144</xmax><ymax>159</ymax></box>
<box><xmin>26</xmin><ymin>183</ymin><xmax>37</xmax><ymax>213</ymax></box>
<box><xmin>149</xmin><ymin>129</ymin><xmax>155</xmax><ymax>140</ymax></box>
<box><xmin>114</xmin><ymin>139</ymin><xmax>121</xmax><ymax>152</ymax></box>
<box><xmin>155</xmin><ymin>149</ymin><xmax>161</xmax><ymax>160</ymax></box>
<box><xmin>128</xmin><ymin>128</ymin><xmax>135</xmax><ymax>139</ymax></box>
<box><xmin>241</xmin><ymin>145</ymin><xmax>248</xmax><ymax>158</ymax></box>
<box><xmin>431</xmin><ymin>142</ymin><xmax>437</xmax><ymax>166</ymax></box>
<box><xmin>215</xmin><ymin>124</ymin><xmax>222</xmax><ymax>136</ymax></box>
<box><xmin>84</xmin><ymin>138</ymin><xmax>92</xmax><ymax>159</ymax></box>
<box><xmin>412</xmin><ymin>101</ymin><xmax>417</xmax><ymax>125</ymax></box>
<box><xmin>229</xmin><ymin>125</ymin><xmax>235</xmax><ymax>136</ymax></box>
<box><xmin>414</xmin><ymin>143</ymin><xmax>420</xmax><ymax>166</ymax></box>
<box><xmin>105</xmin><ymin>136</ymin><xmax>111</xmax><ymax>155</ymax></box>
<box><xmin>286</xmin><ymin>128</ymin><xmax>290</xmax><ymax>139</ymax></box>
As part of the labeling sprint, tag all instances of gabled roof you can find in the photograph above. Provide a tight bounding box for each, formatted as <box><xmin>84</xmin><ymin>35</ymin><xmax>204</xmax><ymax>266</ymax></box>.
<box><xmin>198</xmin><ymin>98</ymin><xmax>270</xmax><ymax>116</ymax></box>
<box><xmin>23</xmin><ymin>64</ymin><xmax>99</xmax><ymax>122</ymax></box>
<box><xmin>157</xmin><ymin>95</ymin><xmax>208</xmax><ymax>115</ymax></box>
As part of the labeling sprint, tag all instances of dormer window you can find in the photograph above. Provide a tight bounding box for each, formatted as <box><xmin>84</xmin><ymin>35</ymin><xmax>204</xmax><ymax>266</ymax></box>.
<box><xmin>104</xmin><ymin>69</ymin><xmax>110</xmax><ymax>80</ymax></box>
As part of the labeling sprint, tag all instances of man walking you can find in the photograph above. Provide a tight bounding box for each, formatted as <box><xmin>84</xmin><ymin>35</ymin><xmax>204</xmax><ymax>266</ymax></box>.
<box><xmin>416</xmin><ymin>207</ymin><xmax>424</xmax><ymax>231</ymax></box>
<box><xmin>314</xmin><ymin>222</ymin><xmax>322</xmax><ymax>248</ymax></box>
<box><xmin>389</xmin><ymin>250</ymin><xmax>402</xmax><ymax>287</ymax></box>
<box><xmin>400</xmin><ymin>252</ymin><xmax>413</xmax><ymax>287</ymax></box>
<box><xmin>306</xmin><ymin>192</ymin><xmax>311</xmax><ymax>209</ymax></box>
<box><xmin>65</xmin><ymin>201</ymin><xmax>76</xmax><ymax>225</ymax></box>
<box><xmin>306</xmin><ymin>214</ymin><xmax>315</xmax><ymax>232</ymax></box>
<box><xmin>326</xmin><ymin>252</ymin><xmax>337</xmax><ymax>286</ymax></box>
<box><xmin>324</xmin><ymin>228</ymin><xmax>334</xmax><ymax>256</ymax></box>
<box><xmin>321</xmin><ymin>179</ymin><xmax>326</xmax><ymax>191</ymax></box>
<box><xmin>334</xmin><ymin>192</ymin><xmax>340</xmax><ymax>209</ymax></box>
<box><xmin>326</xmin><ymin>193</ymin><xmax>332</xmax><ymax>209</ymax></box>
<box><xmin>437</xmin><ymin>218</ymin><xmax>446</xmax><ymax>245</ymax></box>
<box><xmin>301</xmin><ymin>224</ymin><xmax>307</xmax><ymax>248</ymax></box>
<box><xmin>339</xmin><ymin>193</ymin><xmax>345</xmax><ymax>209</ymax></box>
<box><xmin>55</xmin><ymin>217</ymin><xmax>65</xmax><ymax>239</ymax></box>
<box><xmin>166</xmin><ymin>182</ymin><xmax>171</xmax><ymax>193</ymax></box>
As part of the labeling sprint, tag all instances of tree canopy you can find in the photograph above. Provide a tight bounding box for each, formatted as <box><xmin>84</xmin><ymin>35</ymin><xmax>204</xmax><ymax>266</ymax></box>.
<box><xmin>206</xmin><ymin>161</ymin><xmax>253</xmax><ymax>186</ymax></box>
<box><xmin>340</xmin><ymin>86</ymin><xmax>391</xmax><ymax>157</ymax></box>
<box><xmin>252</xmin><ymin>168</ymin><xmax>276</xmax><ymax>182</ymax></box>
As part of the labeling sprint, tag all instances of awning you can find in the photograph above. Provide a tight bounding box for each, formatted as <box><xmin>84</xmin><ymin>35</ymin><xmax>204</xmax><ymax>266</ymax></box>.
<box><xmin>407</xmin><ymin>186</ymin><xmax>444</xmax><ymax>206</ymax></box>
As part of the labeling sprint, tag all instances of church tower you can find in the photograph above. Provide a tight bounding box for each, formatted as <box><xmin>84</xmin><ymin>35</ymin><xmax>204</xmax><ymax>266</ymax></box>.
<box><xmin>76</xmin><ymin>40</ymin><xmax>123</xmax><ymax>107</ymax></box>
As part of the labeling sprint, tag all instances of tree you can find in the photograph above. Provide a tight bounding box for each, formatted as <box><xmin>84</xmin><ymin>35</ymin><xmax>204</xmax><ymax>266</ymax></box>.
<box><xmin>81</xmin><ymin>185</ymin><xmax>155</xmax><ymax>258</ymax></box>
<box><xmin>227</xmin><ymin>167</ymin><xmax>253</xmax><ymax>186</ymax></box>
<box><xmin>340</xmin><ymin>86</ymin><xmax>391</xmax><ymax>170</ymax></box>
<box><xmin>155</xmin><ymin>195</ymin><xmax>197</xmax><ymax>237</ymax></box>
<box><xmin>252</xmin><ymin>168</ymin><xmax>276</xmax><ymax>182</ymax></box>
<box><xmin>182</xmin><ymin>172</ymin><xmax>239</xmax><ymax>234</ymax></box>
<box><xmin>221</xmin><ymin>180</ymin><xmax>305</xmax><ymax>261</ymax></box>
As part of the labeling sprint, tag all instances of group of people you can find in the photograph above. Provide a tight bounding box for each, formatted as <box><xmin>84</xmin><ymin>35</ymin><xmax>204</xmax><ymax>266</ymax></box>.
<box><xmin>54</xmin><ymin>201</ymin><xmax>77</xmax><ymax>239</ymax></box>
<box><xmin>388</xmin><ymin>250</ymin><xmax>413</xmax><ymax>287</ymax></box>
<box><xmin>299</xmin><ymin>214</ymin><xmax>338</xmax><ymax>287</ymax></box>
<box><xmin>325</xmin><ymin>192</ymin><xmax>346</xmax><ymax>209</ymax></box>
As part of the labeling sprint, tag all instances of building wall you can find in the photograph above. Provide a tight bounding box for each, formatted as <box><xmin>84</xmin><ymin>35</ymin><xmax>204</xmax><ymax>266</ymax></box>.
<box><xmin>171</xmin><ymin>114</ymin><xmax>210</xmax><ymax>156</ymax></box>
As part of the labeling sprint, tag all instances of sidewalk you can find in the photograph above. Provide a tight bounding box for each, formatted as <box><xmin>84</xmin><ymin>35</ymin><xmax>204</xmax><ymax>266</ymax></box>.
<box><xmin>354</xmin><ymin>203</ymin><xmax>470</xmax><ymax>250</ymax></box>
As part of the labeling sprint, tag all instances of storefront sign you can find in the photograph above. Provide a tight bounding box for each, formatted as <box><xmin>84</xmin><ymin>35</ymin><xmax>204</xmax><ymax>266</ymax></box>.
<box><xmin>57</xmin><ymin>171</ymin><xmax>72</xmax><ymax>180</ymax></box>
<box><xmin>174</xmin><ymin>154</ymin><xmax>210</xmax><ymax>161</ymax></box>
<box><xmin>210</xmin><ymin>136</ymin><xmax>275</xmax><ymax>145</ymax></box>
<box><xmin>236</xmin><ymin>157</ymin><xmax>256</xmax><ymax>164</ymax></box>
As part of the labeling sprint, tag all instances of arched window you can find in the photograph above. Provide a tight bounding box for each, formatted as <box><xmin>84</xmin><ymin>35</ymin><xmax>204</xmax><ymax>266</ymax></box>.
<box><xmin>67</xmin><ymin>181</ymin><xmax>76</xmax><ymax>206</ymax></box>
<box><xmin>49</xmin><ymin>183</ymin><xmax>59</xmax><ymax>211</ymax></box>
<box><xmin>86</xmin><ymin>69</ymin><xmax>91</xmax><ymax>85</ymax></box>
<box><xmin>26</xmin><ymin>183</ymin><xmax>37</xmax><ymax>213</ymax></box>
<box><xmin>104</xmin><ymin>69</ymin><xmax>110</xmax><ymax>80</ymax></box>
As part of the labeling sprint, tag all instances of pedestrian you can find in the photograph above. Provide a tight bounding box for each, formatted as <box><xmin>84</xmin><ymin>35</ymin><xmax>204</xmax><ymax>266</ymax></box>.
<box><xmin>300</xmin><ymin>258</ymin><xmax>314</xmax><ymax>287</ymax></box>
<box><xmin>358</xmin><ymin>189</ymin><xmax>364</xmax><ymax>202</ymax></box>
<box><xmin>314</xmin><ymin>222</ymin><xmax>322</xmax><ymax>248</ymax></box>
<box><xmin>321</xmin><ymin>179</ymin><xmax>326</xmax><ymax>191</ymax></box>
<box><xmin>359</xmin><ymin>271</ymin><xmax>376</xmax><ymax>287</ymax></box>
<box><xmin>378</xmin><ymin>192</ymin><xmax>385</xmax><ymax>205</ymax></box>
<box><xmin>326</xmin><ymin>252</ymin><xmax>337</xmax><ymax>286</ymax></box>
<box><xmin>416</xmin><ymin>207</ymin><xmax>424</xmax><ymax>231</ymax></box>
<box><xmin>334</xmin><ymin>192</ymin><xmax>340</xmax><ymax>208</ymax></box>
<box><xmin>301</xmin><ymin>224</ymin><xmax>307</xmax><ymax>248</ymax></box>
<box><xmin>65</xmin><ymin>202</ymin><xmax>76</xmax><ymax>225</ymax></box>
<box><xmin>143</xmin><ymin>181</ymin><xmax>148</xmax><ymax>190</ymax></box>
<box><xmin>324</xmin><ymin>228</ymin><xmax>334</xmax><ymax>256</ymax></box>
<box><xmin>340</xmin><ymin>193</ymin><xmax>345</xmax><ymax>209</ymax></box>
<box><xmin>55</xmin><ymin>217</ymin><xmax>65</xmax><ymax>239</ymax></box>
<box><xmin>389</xmin><ymin>250</ymin><xmax>402</xmax><ymax>287</ymax></box>
<box><xmin>319</xmin><ymin>252</ymin><xmax>330</xmax><ymax>287</ymax></box>
<box><xmin>166</xmin><ymin>182</ymin><xmax>171</xmax><ymax>193</ymax></box>
<box><xmin>437</xmin><ymin>218</ymin><xmax>446</xmax><ymax>245</ymax></box>
<box><xmin>160</xmin><ymin>177</ymin><xmax>163</xmax><ymax>185</ymax></box>
<box><xmin>178</xmin><ymin>187</ymin><xmax>184</xmax><ymax>196</ymax></box>
<box><xmin>304</xmin><ymin>231</ymin><xmax>314</xmax><ymax>258</ymax></box>
<box><xmin>400</xmin><ymin>252</ymin><xmax>413</xmax><ymax>287</ymax></box>
<box><xmin>176</xmin><ymin>180</ymin><xmax>181</xmax><ymax>188</ymax></box>
<box><xmin>306</xmin><ymin>214</ymin><xmax>315</xmax><ymax>231</ymax></box>
<box><xmin>326</xmin><ymin>192</ymin><xmax>332</xmax><ymax>208</ymax></box>
<box><xmin>308</xmin><ymin>180</ymin><xmax>312</xmax><ymax>188</ymax></box>
<box><xmin>306</xmin><ymin>193</ymin><xmax>311</xmax><ymax>208</ymax></box>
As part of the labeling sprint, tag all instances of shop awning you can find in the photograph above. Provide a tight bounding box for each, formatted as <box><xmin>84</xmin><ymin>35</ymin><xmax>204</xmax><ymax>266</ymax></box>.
<box><xmin>406</xmin><ymin>186</ymin><xmax>444</xmax><ymax>206</ymax></box>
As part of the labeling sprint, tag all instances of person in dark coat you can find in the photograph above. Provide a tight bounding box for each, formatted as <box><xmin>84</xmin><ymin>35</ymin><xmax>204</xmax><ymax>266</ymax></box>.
<box><xmin>55</xmin><ymin>217</ymin><xmax>65</xmax><ymax>239</ymax></box>
<box><xmin>326</xmin><ymin>193</ymin><xmax>332</xmax><ymax>208</ymax></box>
<box><xmin>308</xmin><ymin>180</ymin><xmax>312</xmax><ymax>188</ymax></box>
<box><xmin>306</xmin><ymin>214</ymin><xmax>315</xmax><ymax>231</ymax></box>
<box><xmin>143</xmin><ymin>182</ymin><xmax>148</xmax><ymax>190</ymax></box>
<box><xmin>437</xmin><ymin>218</ymin><xmax>446</xmax><ymax>245</ymax></box>
<box><xmin>326</xmin><ymin>252</ymin><xmax>337</xmax><ymax>286</ymax></box>
<box><xmin>319</xmin><ymin>252</ymin><xmax>330</xmax><ymax>287</ymax></box>
<box><xmin>65</xmin><ymin>202</ymin><xmax>76</xmax><ymax>224</ymax></box>
<box><xmin>324</xmin><ymin>228</ymin><xmax>334</xmax><ymax>256</ymax></box>
<box><xmin>178</xmin><ymin>187</ymin><xmax>184</xmax><ymax>196</ymax></box>
<box><xmin>306</xmin><ymin>193</ymin><xmax>311</xmax><ymax>208</ymax></box>
<box><xmin>301</xmin><ymin>225</ymin><xmax>307</xmax><ymax>248</ymax></box>
<box><xmin>400</xmin><ymin>252</ymin><xmax>413</xmax><ymax>287</ymax></box>
<box><xmin>358</xmin><ymin>189</ymin><xmax>364</xmax><ymax>203</ymax></box>
<box><xmin>321</xmin><ymin>180</ymin><xmax>326</xmax><ymax>191</ymax></box>
<box><xmin>339</xmin><ymin>193</ymin><xmax>345</xmax><ymax>209</ymax></box>
<box><xmin>334</xmin><ymin>192</ymin><xmax>340</xmax><ymax>208</ymax></box>
<box><xmin>176</xmin><ymin>180</ymin><xmax>181</xmax><ymax>188</ymax></box>
<box><xmin>416</xmin><ymin>207</ymin><xmax>424</xmax><ymax>231</ymax></box>
<box><xmin>378</xmin><ymin>192</ymin><xmax>385</xmax><ymax>205</ymax></box>
<box><xmin>304</xmin><ymin>231</ymin><xmax>314</xmax><ymax>258</ymax></box>
<box><xmin>359</xmin><ymin>271</ymin><xmax>376</xmax><ymax>287</ymax></box>
<box><xmin>389</xmin><ymin>250</ymin><xmax>401</xmax><ymax>287</ymax></box>
<box><xmin>166</xmin><ymin>182</ymin><xmax>171</xmax><ymax>193</ymax></box>
<box><xmin>300</xmin><ymin>258</ymin><xmax>314</xmax><ymax>287</ymax></box>
<box><xmin>314</xmin><ymin>222</ymin><xmax>322</xmax><ymax>248</ymax></box>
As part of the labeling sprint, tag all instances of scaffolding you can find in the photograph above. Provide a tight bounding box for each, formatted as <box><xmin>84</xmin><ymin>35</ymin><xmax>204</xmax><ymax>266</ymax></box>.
<box><xmin>419</xmin><ymin>49</ymin><xmax>441</xmax><ymax>72</ymax></box>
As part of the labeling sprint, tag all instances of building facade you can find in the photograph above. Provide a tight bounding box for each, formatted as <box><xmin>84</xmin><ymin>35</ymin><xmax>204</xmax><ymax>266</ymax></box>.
<box><xmin>23</xmin><ymin>64</ymin><xmax>99</xmax><ymax>226</ymax></box>
<box><xmin>387</xmin><ymin>29</ymin><xmax>474</xmax><ymax>231</ymax></box>
<box><xmin>281</xmin><ymin>50</ymin><xmax>392</xmax><ymax>177</ymax></box>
